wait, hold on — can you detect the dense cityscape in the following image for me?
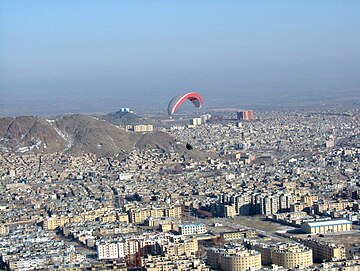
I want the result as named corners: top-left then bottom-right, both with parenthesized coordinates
top-left (1, 108), bottom-right (359, 270)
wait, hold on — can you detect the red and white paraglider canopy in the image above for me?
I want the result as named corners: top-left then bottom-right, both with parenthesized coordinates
top-left (168, 92), bottom-right (203, 115)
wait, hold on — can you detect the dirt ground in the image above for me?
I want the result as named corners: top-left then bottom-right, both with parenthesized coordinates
top-left (186, 215), bottom-right (296, 237)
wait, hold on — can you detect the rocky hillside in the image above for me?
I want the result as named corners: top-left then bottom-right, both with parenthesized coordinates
top-left (0, 116), bottom-right (67, 153)
top-left (135, 131), bottom-right (208, 160)
top-left (54, 114), bottom-right (136, 156)
top-left (0, 114), bottom-right (207, 159)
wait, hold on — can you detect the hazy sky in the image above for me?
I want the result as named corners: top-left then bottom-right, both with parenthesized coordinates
top-left (1, 1), bottom-right (360, 115)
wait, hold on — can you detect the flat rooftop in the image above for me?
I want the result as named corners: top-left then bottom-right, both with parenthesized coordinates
top-left (305, 219), bottom-right (352, 227)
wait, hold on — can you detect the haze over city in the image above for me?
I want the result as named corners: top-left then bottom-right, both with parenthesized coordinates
top-left (1, 1), bottom-right (360, 115)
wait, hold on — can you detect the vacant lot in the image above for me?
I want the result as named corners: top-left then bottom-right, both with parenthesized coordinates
top-left (191, 215), bottom-right (295, 237)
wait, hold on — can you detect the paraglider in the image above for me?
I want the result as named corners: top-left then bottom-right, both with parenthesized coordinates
top-left (168, 92), bottom-right (203, 115)
top-left (186, 143), bottom-right (193, 150)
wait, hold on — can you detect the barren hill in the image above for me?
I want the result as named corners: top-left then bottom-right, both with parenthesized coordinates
top-left (135, 132), bottom-right (210, 160)
top-left (55, 114), bottom-right (135, 156)
top-left (0, 114), bottom-right (208, 159)
top-left (0, 116), bottom-right (67, 153)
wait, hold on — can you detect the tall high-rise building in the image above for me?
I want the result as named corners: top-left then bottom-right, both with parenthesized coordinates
top-left (237, 110), bottom-right (254, 121)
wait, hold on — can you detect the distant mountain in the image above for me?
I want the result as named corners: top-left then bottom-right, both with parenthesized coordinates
top-left (0, 114), bottom-right (208, 159)
top-left (102, 111), bottom-right (156, 126)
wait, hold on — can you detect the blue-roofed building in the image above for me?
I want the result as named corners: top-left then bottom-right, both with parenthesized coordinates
top-left (301, 219), bottom-right (352, 234)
